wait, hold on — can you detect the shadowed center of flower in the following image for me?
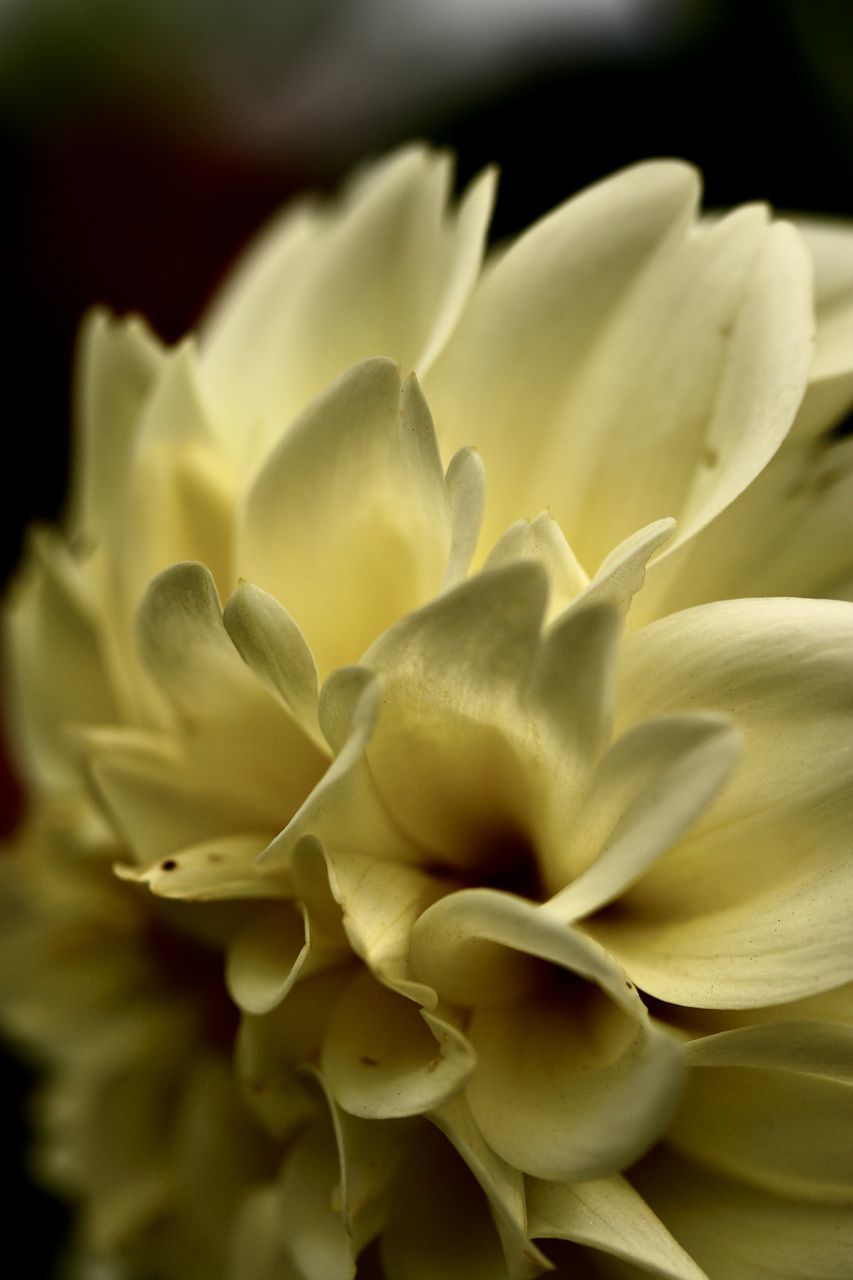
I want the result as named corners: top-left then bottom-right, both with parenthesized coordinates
top-left (424, 826), bottom-right (546, 901)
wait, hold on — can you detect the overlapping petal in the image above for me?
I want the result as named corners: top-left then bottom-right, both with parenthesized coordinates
top-left (426, 162), bottom-right (813, 578)
top-left (586, 598), bottom-right (853, 1006)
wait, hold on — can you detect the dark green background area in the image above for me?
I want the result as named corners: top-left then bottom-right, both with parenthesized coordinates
top-left (2, 0), bottom-right (853, 1273)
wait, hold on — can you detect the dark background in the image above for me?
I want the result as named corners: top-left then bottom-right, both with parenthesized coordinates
top-left (3, 0), bottom-right (853, 1271)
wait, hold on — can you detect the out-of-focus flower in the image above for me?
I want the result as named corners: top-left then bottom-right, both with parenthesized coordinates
top-left (3, 147), bottom-right (853, 1280)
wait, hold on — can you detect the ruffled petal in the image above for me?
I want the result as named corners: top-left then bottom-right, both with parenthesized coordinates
top-left (320, 968), bottom-right (474, 1119)
top-left (411, 889), bottom-right (684, 1181)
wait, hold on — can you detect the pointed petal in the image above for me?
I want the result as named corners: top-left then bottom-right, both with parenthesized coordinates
top-left (363, 562), bottom-right (549, 865)
top-left (222, 581), bottom-right (320, 742)
top-left (68, 308), bottom-right (163, 546)
top-left (591, 598), bottom-right (853, 1006)
top-left (201, 148), bottom-right (495, 456)
top-left (443, 447), bottom-right (486, 588)
top-left (668, 1020), bottom-right (853, 1202)
top-left (486, 513), bottom-right (589, 616)
top-left (544, 713), bottom-right (741, 911)
top-left (632, 1147), bottom-right (853, 1280)
top-left (427, 165), bottom-right (812, 576)
top-left (238, 359), bottom-right (451, 674)
top-left (115, 832), bottom-right (285, 901)
top-left (263, 667), bottom-right (419, 869)
top-left (528, 1174), bottom-right (709, 1280)
top-left (580, 518), bottom-right (675, 619)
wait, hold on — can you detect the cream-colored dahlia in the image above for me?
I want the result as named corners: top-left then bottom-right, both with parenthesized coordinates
top-left (3, 147), bottom-right (853, 1280)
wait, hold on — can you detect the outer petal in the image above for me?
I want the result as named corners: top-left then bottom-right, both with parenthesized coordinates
top-left (668, 1021), bottom-right (853, 1202)
top-left (116, 342), bottom-right (236, 613)
top-left (238, 358), bottom-right (452, 675)
top-left (67, 308), bottom-right (163, 547)
top-left (528, 1174), bottom-right (709, 1280)
top-left (588, 598), bottom-right (853, 1006)
top-left (201, 146), bottom-right (495, 462)
top-left (426, 163), bottom-right (813, 574)
top-left (631, 1147), bottom-right (853, 1280)
top-left (789, 216), bottom-right (853, 439)
top-left (5, 529), bottom-right (117, 790)
top-left (637, 433), bottom-right (853, 618)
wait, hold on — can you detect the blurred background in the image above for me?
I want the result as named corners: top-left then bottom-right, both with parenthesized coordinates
top-left (3, 0), bottom-right (853, 1269)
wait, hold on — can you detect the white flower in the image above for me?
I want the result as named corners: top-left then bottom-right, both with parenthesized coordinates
top-left (3, 146), bottom-right (853, 1280)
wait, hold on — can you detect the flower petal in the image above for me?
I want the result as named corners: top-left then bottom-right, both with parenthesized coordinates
top-left (68, 308), bottom-right (163, 547)
top-left (443, 446), bottom-right (486, 588)
top-left (363, 562), bottom-right (549, 864)
top-left (6, 529), bottom-right (117, 789)
top-left (411, 889), bottom-right (684, 1181)
top-left (117, 342), bottom-right (235, 611)
top-left (789, 216), bottom-right (853, 439)
top-left (276, 1118), bottom-right (355, 1280)
top-left (527, 1174), bottom-right (709, 1280)
top-left (263, 667), bottom-right (419, 870)
top-left (668, 1020), bottom-right (853, 1202)
top-left (135, 562), bottom-right (327, 824)
top-left (115, 832), bottom-right (284, 901)
top-left (543, 712), bottom-right (742, 910)
top-left (238, 358), bottom-right (451, 674)
top-left (320, 968), bottom-right (475, 1119)
top-left (222, 581), bottom-right (321, 745)
top-left (201, 147), bottom-right (495, 458)
top-left (632, 1147), bottom-right (853, 1280)
top-left (226, 904), bottom-right (311, 1015)
top-left (590, 598), bottom-right (853, 1006)
top-left (427, 163), bottom-right (812, 574)
top-left (637, 434), bottom-right (853, 617)
top-left (485, 513), bottom-right (589, 616)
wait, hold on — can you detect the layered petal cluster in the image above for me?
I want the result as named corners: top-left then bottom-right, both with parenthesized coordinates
top-left (3, 146), bottom-right (853, 1280)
